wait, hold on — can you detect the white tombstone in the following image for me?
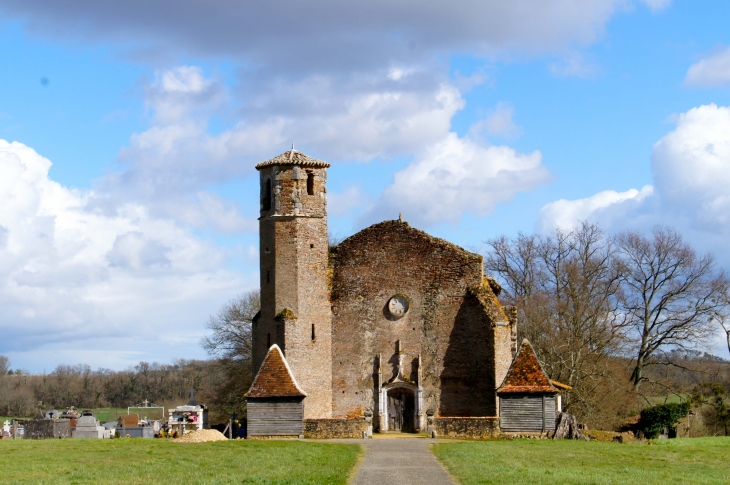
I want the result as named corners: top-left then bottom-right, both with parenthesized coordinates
top-left (72, 411), bottom-right (106, 439)
top-left (2, 420), bottom-right (10, 435)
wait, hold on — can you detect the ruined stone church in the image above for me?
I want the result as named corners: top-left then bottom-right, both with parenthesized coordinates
top-left (246, 150), bottom-right (561, 438)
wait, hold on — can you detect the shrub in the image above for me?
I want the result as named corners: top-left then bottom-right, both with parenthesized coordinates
top-left (639, 402), bottom-right (690, 439)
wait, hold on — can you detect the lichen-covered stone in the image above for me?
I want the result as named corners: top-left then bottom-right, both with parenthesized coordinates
top-left (431, 417), bottom-right (500, 439)
top-left (303, 418), bottom-right (368, 438)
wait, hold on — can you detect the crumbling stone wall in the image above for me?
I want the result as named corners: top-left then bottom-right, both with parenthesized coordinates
top-left (23, 419), bottom-right (71, 439)
top-left (303, 418), bottom-right (368, 438)
top-left (330, 220), bottom-right (511, 421)
top-left (431, 417), bottom-right (500, 439)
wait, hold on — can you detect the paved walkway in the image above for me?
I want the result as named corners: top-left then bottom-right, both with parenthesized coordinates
top-left (350, 437), bottom-right (457, 485)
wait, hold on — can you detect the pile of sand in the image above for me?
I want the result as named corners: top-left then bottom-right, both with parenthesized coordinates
top-left (174, 429), bottom-right (228, 443)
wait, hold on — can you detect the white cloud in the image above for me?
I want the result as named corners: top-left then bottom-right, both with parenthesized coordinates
top-left (549, 52), bottom-right (599, 78)
top-left (0, 140), bottom-right (250, 369)
top-left (470, 102), bottom-right (522, 139)
top-left (685, 46), bottom-right (730, 87)
top-left (104, 69), bottom-right (465, 227)
top-left (640, 0), bottom-right (672, 12)
top-left (539, 186), bottom-right (653, 232)
top-left (538, 104), bottom-right (730, 238)
top-left (329, 186), bottom-right (369, 217)
top-left (364, 131), bottom-right (550, 226)
top-left (652, 104), bottom-right (730, 230)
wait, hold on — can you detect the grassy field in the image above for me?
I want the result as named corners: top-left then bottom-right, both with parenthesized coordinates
top-left (0, 439), bottom-right (360, 484)
top-left (433, 437), bottom-right (730, 485)
top-left (93, 407), bottom-right (135, 423)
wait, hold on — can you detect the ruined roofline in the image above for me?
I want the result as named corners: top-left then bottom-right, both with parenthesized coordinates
top-left (255, 150), bottom-right (330, 170)
top-left (335, 219), bottom-right (482, 263)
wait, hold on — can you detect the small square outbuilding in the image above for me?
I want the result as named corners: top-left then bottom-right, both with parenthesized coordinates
top-left (246, 344), bottom-right (307, 438)
top-left (497, 339), bottom-right (559, 433)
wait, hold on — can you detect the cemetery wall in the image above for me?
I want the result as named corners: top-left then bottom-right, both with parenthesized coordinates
top-left (24, 419), bottom-right (71, 439)
top-left (303, 418), bottom-right (368, 439)
top-left (430, 417), bottom-right (500, 439)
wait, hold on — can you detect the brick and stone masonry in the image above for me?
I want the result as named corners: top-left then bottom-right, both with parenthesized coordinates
top-left (254, 151), bottom-right (333, 420)
top-left (250, 149), bottom-right (518, 436)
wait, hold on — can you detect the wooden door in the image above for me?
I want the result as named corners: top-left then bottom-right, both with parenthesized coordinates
top-left (388, 390), bottom-right (415, 432)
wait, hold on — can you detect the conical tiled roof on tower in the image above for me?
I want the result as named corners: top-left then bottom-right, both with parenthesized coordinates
top-left (245, 344), bottom-right (307, 398)
top-left (497, 339), bottom-right (558, 394)
top-left (255, 150), bottom-right (330, 170)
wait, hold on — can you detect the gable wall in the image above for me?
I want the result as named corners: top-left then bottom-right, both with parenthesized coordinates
top-left (330, 220), bottom-right (508, 419)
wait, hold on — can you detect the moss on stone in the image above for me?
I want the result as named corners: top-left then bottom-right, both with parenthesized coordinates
top-left (275, 308), bottom-right (297, 320)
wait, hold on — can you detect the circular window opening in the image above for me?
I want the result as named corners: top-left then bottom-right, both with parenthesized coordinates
top-left (388, 294), bottom-right (409, 318)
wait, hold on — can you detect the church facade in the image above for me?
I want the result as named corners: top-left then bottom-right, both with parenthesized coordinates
top-left (247, 150), bottom-right (524, 438)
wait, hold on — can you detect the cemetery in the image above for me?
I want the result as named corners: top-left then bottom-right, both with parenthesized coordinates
top-left (0, 396), bottom-right (200, 441)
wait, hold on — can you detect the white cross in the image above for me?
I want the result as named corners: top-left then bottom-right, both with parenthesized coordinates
top-left (2, 421), bottom-right (10, 432)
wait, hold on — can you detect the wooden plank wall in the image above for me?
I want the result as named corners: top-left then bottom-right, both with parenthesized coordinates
top-left (500, 394), bottom-right (556, 432)
top-left (248, 400), bottom-right (304, 436)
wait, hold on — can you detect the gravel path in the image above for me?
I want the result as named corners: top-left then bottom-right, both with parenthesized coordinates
top-left (350, 437), bottom-right (457, 485)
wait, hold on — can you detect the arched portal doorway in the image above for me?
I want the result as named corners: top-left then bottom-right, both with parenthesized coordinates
top-left (379, 381), bottom-right (421, 433)
top-left (387, 387), bottom-right (415, 432)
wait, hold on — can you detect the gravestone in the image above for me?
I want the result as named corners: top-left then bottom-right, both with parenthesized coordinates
top-left (72, 410), bottom-right (107, 439)
top-left (116, 413), bottom-right (153, 438)
top-left (2, 420), bottom-right (10, 438)
top-left (119, 413), bottom-right (140, 428)
top-left (25, 416), bottom-right (71, 439)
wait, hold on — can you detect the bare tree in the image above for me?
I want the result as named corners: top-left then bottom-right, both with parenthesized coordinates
top-left (486, 222), bottom-right (626, 421)
top-left (201, 290), bottom-right (260, 363)
top-left (712, 292), bottom-right (730, 357)
top-left (616, 226), bottom-right (729, 390)
top-left (710, 310), bottom-right (730, 359)
top-left (200, 290), bottom-right (260, 418)
top-left (0, 355), bottom-right (10, 375)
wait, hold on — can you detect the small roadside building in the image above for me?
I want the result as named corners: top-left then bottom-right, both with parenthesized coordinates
top-left (497, 339), bottom-right (560, 434)
top-left (246, 344), bottom-right (307, 438)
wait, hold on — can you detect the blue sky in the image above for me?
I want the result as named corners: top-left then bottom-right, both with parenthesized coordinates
top-left (2, 0), bottom-right (730, 372)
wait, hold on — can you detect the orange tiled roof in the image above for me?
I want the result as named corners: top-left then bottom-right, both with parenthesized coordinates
top-left (245, 344), bottom-right (307, 398)
top-left (497, 339), bottom-right (558, 394)
top-left (255, 150), bottom-right (330, 170)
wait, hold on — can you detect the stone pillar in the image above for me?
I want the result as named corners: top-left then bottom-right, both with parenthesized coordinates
top-left (426, 410), bottom-right (436, 438)
top-left (379, 386), bottom-right (388, 432)
top-left (364, 410), bottom-right (373, 438)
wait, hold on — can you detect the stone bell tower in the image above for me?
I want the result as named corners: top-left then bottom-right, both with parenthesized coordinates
top-left (253, 149), bottom-right (333, 419)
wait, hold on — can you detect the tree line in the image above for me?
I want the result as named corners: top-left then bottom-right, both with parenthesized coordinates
top-left (0, 358), bottom-right (234, 423)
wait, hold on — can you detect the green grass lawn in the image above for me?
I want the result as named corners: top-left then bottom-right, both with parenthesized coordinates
top-left (0, 439), bottom-right (360, 484)
top-left (92, 407), bottom-right (135, 423)
top-left (433, 437), bottom-right (730, 485)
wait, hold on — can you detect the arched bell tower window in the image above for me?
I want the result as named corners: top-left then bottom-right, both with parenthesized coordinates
top-left (262, 178), bottom-right (272, 211)
top-left (306, 172), bottom-right (314, 196)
